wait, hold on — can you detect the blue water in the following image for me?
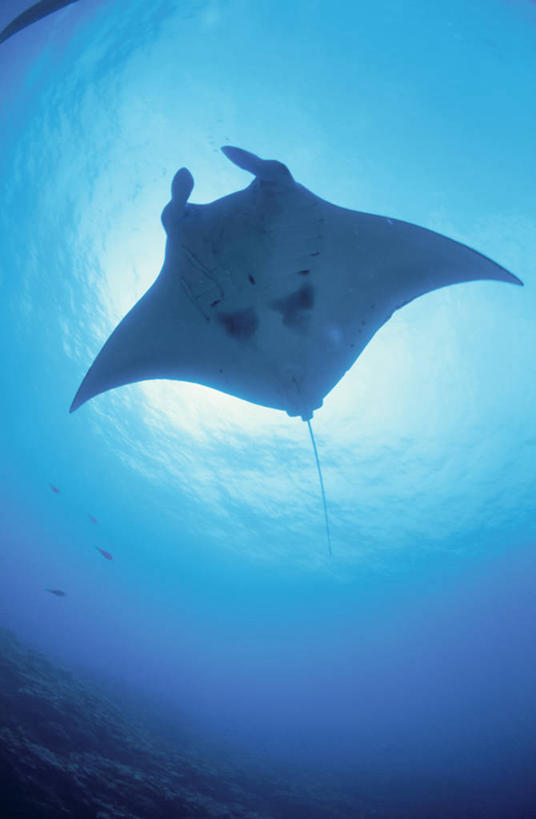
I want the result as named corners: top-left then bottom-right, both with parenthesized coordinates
top-left (1, 0), bottom-right (535, 814)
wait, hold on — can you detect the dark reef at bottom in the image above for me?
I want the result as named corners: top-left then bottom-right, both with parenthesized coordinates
top-left (1, 627), bottom-right (534, 818)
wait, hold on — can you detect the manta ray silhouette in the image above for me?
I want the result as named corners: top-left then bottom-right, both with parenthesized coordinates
top-left (0, 0), bottom-right (79, 45)
top-left (71, 146), bottom-right (522, 422)
top-left (70, 146), bottom-right (522, 556)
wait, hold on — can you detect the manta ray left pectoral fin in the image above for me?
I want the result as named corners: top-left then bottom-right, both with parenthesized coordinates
top-left (71, 167), bottom-right (197, 414)
top-left (70, 281), bottom-right (185, 412)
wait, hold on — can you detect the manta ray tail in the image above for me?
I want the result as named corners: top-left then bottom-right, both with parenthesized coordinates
top-left (307, 420), bottom-right (332, 557)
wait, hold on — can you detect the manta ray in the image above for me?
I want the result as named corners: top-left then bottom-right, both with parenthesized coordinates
top-left (71, 146), bottom-right (521, 554)
top-left (0, 0), bottom-right (79, 45)
top-left (71, 146), bottom-right (522, 421)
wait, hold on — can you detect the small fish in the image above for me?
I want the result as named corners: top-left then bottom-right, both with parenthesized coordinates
top-left (88, 514), bottom-right (98, 524)
top-left (96, 547), bottom-right (113, 561)
top-left (45, 588), bottom-right (66, 596)
top-left (49, 483), bottom-right (60, 494)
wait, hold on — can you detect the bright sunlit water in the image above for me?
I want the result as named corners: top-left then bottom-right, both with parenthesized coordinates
top-left (1, 0), bottom-right (535, 815)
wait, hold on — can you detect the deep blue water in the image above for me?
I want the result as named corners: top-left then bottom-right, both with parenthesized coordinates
top-left (1, 0), bottom-right (535, 816)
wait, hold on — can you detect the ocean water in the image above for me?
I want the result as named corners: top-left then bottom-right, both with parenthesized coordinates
top-left (0, 0), bottom-right (535, 816)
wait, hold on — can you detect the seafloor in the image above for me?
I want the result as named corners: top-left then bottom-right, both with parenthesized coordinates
top-left (1, 627), bottom-right (532, 818)
top-left (0, 628), bottom-right (362, 818)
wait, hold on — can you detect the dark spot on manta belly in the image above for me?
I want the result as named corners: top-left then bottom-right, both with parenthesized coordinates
top-left (217, 307), bottom-right (259, 340)
top-left (248, 274), bottom-right (256, 285)
top-left (270, 284), bottom-right (315, 329)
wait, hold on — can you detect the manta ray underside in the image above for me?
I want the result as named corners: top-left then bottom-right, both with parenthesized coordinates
top-left (71, 146), bottom-right (522, 422)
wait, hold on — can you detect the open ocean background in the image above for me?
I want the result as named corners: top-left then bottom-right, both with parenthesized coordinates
top-left (1, 0), bottom-right (535, 816)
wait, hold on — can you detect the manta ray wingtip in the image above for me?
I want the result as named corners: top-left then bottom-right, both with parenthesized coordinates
top-left (0, 0), bottom-right (80, 46)
top-left (69, 391), bottom-right (85, 413)
top-left (70, 373), bottom-right (99, 413)
top-left (499, 268), bottom-right (523, 287)
top-left (70, 367), bottom-right (110, 413)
